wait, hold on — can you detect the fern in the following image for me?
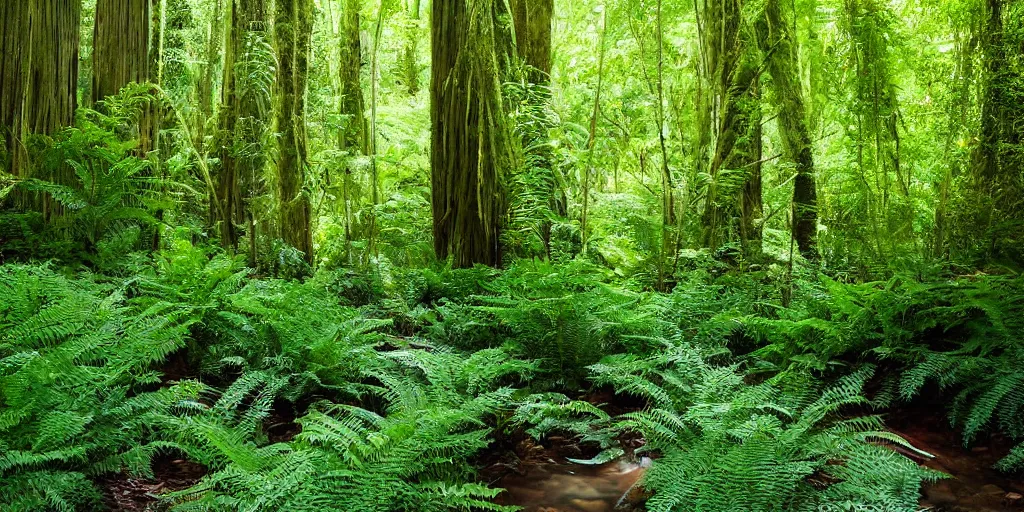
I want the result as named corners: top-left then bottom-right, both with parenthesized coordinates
top-left (589, 346), bottom-right (942, 512)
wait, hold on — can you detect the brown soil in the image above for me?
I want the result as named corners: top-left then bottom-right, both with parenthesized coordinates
top-left (890, 408), bottom-right (1024, 512)
top-left (99, 456), bottom-right (207, 512)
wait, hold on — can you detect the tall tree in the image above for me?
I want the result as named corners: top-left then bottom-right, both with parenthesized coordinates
top-left (27, 0), bottom-right (84, 219)
top-left (402, 0), bottom-right (422, 95)
top-left (973, 0), bottom-right (1005, 182)
top-left (276, 0), bottom-right (314, 261)
top-left (431, 0), bottom-right (517, 268)
top-left (700, 0), bottom-right (763, 255)
top-left (93, 0), bottom-right (153, 149)
top-left (216, 0), bottom-right (273, 262)
top-left (339, 0), bottom-right (366, 154)
top-left (510, 0), bottom-right (553, 84)
top-left (758, 0), bottom-right (818, 258)
top-left (1, 0), bottom-right (82, 181)
top-left (0, 1), bottom-right (31, 179)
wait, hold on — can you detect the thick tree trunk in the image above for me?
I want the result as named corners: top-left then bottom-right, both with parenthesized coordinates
top-left (25, 0), bottom-right (82, 137)
top-left (431, 0), bottom-right (516, 268)
top-left (93, 0), bottom-right (153, 151)
top-left (0, 1), bottom-right (31, 180)
top-left (510, 0), bottom-right (553, 83)
top-left (758, 0), bottom-right (818, 258)
top-left (276, 0), bottom-right (314, 262)
top-left (27, 0), bottom-right (83, 219)
top-left (700, 0), bottom-right (762, 253)
top-left (2, 0), bottom-right (82, 181)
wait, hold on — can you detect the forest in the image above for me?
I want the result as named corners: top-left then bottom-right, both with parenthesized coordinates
top-left (1, 0), bottom-right (1023, 510)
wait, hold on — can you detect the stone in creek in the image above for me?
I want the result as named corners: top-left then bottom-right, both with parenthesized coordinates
top-left (570, 498), bottom-right (610, 512)
top-left (979, 484), bottom-right (1006, 495)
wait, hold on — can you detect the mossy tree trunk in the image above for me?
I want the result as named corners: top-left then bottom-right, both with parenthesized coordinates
top-left (402, 0), bottom-right (422, 95)
top-left (759, 0), bottom-right (818, 259)
top-left (276, 0), bottom-right (314, 262)
top-left (431, 0), bottom-right (517, 268)
top-left (339, 0), bottom-right (366, 154)
top-left (973, 0), bottom-right (1004, 183)
top-left (217, 0), bottom-right (271, 263)
top-left (510, 0), bottom-right (552, 84)
top-left (700, 0), bottom-right (762, 255)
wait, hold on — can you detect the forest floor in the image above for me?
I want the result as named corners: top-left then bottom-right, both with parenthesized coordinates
top-left (486, 398), bottom-right (1024, 512)
top-left (95, 357), bottom-right (1024, 511)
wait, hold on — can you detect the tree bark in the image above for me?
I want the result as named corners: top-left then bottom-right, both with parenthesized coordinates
top-left (0, 0), bottom-right (31, 179)
top-left (93, 0), bottom-right (153, 151)
top-left (276, 0), bottom-right (314, 262)
top-left (25, 0), bottom-right (82, 137)
top-left (402, 0), bottom-right (422, 95)
top-left (700, 0), bottom-right (762, 254)
top-left (339, 0), bottom-right (366, 154)
top-left (510, 0), bottom-right (553, 84)
top-left (973, 0), bottom-right (1004, 182)
top-left (217, 0), bottom-right (271, 259)
top-left (2, 0), bottom-right (81, 181)
top-left (758, 0), bottom-right (818, 259)
top-left (431, 0), bottom-right (517, 268)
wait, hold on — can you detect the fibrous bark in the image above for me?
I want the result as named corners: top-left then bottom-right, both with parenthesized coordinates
top-left (217, 0), bottom-right (272, 260)
top-left (93, 0), bottom-right (153, 151)
top-left (510, 0), bottom-right (553, 84)
top-left (276, 0), bottom-right (314, 262)
top-left (431, 0), bottom-right (517, 268)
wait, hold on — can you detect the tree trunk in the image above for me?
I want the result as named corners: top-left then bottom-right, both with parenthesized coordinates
top-left (700, 0), bottom-right (762, 253)
top-left (510, 0), bottom-right (553, 83)
top-left (402, 0), bottom-right (422, 95)
top-left (758, 0), bottom-right (818, 259)
top-left (431, 0), bottom-right (517, 268)
top-left (276, 0), bottom-right (314, 262)
top-left (196, 0), bottom-right (223, 155)
top-left (2, 0), bottom-right (82, 182)
top-left (93, 0), bottom-right (153, 150)
top-left (973, 0), bottom-right (1003, 182)
top-left (217, 0), bottom-right (271, 260)
top-left (1, 1), bottom-right (31, 181)
top-left (339, 0), bottom-right (366, 154)
top-left (25, 0), bottom-right (82, 138)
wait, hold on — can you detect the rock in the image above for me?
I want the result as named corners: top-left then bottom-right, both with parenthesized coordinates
top-left (569, 498), bottom-right (610, 512)
top-left (1006, 492), bottom-right (1023, 504)
top-left (979, 484), bottom-right (1005, 495)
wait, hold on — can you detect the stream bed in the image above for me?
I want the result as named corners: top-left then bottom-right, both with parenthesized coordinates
top-left (495, 458), bottom-right (649, 512)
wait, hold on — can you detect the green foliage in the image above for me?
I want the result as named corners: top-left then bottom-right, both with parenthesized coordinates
top-left (591, 348), bottom-right (942, 512)
top-left (0, 263), bottom-right (205, 510)
top-left (168, 348), bottom-right (531, 512)
top-left (3, 85), bottom-right (166, 265)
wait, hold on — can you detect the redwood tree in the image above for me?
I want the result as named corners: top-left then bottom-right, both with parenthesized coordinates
top-left (93, 0), bottom-right (153, 150)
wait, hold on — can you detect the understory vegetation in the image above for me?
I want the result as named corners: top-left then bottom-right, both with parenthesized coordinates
top-left (2, 242), bottom-right (1022, 510)
top-left (2, 0), bottom-right (1023, 510)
